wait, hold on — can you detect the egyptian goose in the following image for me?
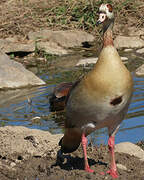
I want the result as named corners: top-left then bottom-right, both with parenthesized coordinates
top-left (50, 4), bottom-right (133, 178)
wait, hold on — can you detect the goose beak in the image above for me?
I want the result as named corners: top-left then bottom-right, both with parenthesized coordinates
top-left (96, 20), bottom-right (102, 26)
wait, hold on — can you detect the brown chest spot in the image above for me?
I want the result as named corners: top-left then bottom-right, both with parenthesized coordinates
top-left (110, 96), bottom-right (122, 106)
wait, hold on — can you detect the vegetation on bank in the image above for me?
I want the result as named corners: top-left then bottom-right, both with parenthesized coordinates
top-left (46, 0), bottom-right (143, 32)
top-left (0, 0), bottom-right (143, 38)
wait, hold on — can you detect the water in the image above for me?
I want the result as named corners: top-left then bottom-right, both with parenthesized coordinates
top-left (0, 53), bottom-right (143, 145)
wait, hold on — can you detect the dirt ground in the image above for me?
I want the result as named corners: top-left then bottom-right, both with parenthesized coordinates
top-left (0, 0), bottom-right (144, 39)
top-left (0, 144), bottom-right (144, 180)
top-left (0, 0), bottom-right (144, 179)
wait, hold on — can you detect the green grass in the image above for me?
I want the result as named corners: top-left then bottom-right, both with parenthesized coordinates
top-left (0, 0), bottom-right (143, 38)
top-left (46, 0), bottom-right (101, 30)
top-left (44, 0), bottom-right (142, 32)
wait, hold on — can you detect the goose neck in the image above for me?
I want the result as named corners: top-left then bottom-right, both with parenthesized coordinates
top-left (103, 19), bottom-right (114, 47)
top-left (103, 28), bottom-right (114, 48)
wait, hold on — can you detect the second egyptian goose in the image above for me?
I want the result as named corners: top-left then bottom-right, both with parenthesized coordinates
top-left (51, 4), bottom-right (133, 179)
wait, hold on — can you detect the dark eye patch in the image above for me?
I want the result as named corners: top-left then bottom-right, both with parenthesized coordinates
top-left (110, 96), bottom-right (122, 106)
top-left (107, 4), bottom-right (113, 12)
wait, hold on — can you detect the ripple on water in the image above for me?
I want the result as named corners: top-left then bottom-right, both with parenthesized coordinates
top-left (0, 70), bottom-right (143, 144)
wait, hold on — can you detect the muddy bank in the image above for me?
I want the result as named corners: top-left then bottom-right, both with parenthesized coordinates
top-left (0, 126), bottom-right (143, 180)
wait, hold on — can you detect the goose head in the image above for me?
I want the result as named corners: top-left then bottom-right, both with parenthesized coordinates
top-left (97, 4), bottom-right (114, 32)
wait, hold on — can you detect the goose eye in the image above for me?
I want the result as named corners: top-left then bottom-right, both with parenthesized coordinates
top-left (100, 14), bottom-right (106, 21)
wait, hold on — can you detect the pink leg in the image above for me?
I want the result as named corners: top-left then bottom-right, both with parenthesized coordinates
top-left (106, 136), bottom-right (118, 178)
top-left (81, 133), bottom-right (94, 173)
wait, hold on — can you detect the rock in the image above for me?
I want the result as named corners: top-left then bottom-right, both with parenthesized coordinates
top-left (0, 51), bottom-right (45, 89)
top-left (127, 27), bottom-right (144, 36)
top-left (10, 162), bottom-right (16, 168)
top-left (0, 126), bottom-right (62, 161)
top-left (121, 57), bottom-right (128, 61)
top-left (76, 57), bottom-right (98, 66)
top-left (76, 56), bottom-right (128, 66)
top-left (37, 41), bottom-right (69, 55)
top-left (124, 48), bottom-right (133, 52)
top-left (135, 64), bottom-right (144, 77)
top-left (5, 36), bottom-right (18, 42)
top-left (28, 30), bottom-right (95, 48)
top-left (115, 142), bottom-right (144, 161)
top-left (114, 36), bottom-right (144, 49)
top-left (0, 30), bottom-right (94, 56)
top-left (117, 164), bottom-right (127, 171)
top-left (0, 39), bottom-right (35, 53)
top-left (136, 48), bottom-right (144, 54)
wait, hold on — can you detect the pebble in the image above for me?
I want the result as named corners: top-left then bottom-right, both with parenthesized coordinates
top-left (117, 163), bottom-right (127, 171)
top-left (135, 64), bottom-right (144, 77)
top-left (121, 57), bottom-right (128, 61)
top-left (76, 57), bottom-right (98, 66)
top-left (136, 48), bottom-right (144, 54)
top-left (10, 162), bottom-right (16, 167)
top-left (76, 56), bottom-right (128, 67)
top-left (124, 48), bottom-right (133, 52)
top-left (85, 174), bottom-right (92, 179)
top-left (31, 116), bottom-right (41, 123)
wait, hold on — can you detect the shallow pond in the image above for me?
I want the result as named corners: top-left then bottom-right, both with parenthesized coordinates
top-left (0, 50), bottom-right (144, 145)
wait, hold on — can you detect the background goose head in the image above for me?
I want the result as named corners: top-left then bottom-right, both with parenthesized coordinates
top-left (97, 4), bottom-right (114, 33)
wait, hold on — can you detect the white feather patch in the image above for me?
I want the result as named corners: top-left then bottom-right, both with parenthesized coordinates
top-left (82, 123), bottom-right (96, 129)
top-left (99, 4), bottom-right (114, 19)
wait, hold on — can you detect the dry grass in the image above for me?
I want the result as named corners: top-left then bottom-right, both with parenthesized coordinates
top-left (0, 0), bottom-right (144, 39)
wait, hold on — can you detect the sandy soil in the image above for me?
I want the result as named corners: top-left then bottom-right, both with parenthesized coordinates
top-left (0, 126), bottom-right (143, 180)
top-left (0, 1), bottom-right (144, 180)
top-left (0, 145), bottom-right (144, 180)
